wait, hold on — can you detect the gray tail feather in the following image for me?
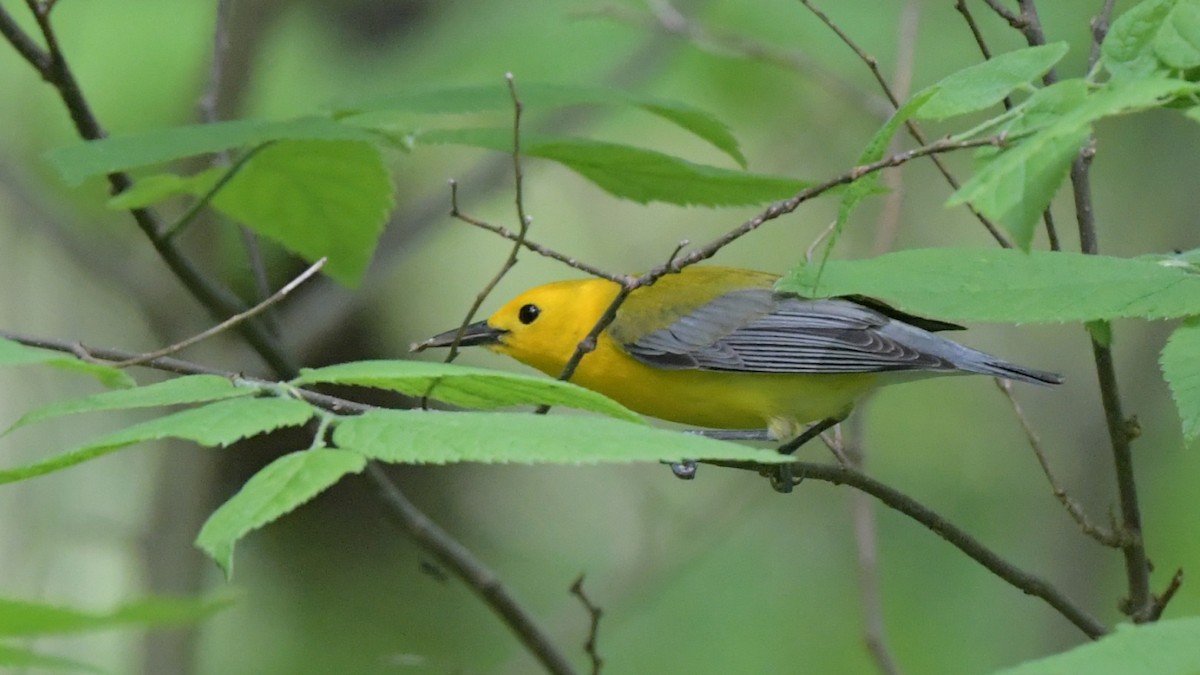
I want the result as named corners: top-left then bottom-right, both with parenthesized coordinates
top-left (979, 359), bottom-right (1063, 386)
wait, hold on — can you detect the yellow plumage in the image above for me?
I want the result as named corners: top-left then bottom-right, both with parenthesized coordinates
top-left (416, 266), bottom-right (1059, 436)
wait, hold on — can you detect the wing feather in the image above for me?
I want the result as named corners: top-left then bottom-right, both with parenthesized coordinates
top-left (621, 289), bottom-right (957, 374)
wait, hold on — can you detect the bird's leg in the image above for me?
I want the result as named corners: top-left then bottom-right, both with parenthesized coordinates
top-left (771, 417), bottom-right (842, 494)
top-left (668, 429), bottom-right (775, 480)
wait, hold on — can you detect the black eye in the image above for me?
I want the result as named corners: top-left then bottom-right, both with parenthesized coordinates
top-left (518, 303), bottom-right (540, 325)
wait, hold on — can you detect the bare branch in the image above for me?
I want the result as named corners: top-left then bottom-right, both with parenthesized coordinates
top-left (953, 1), bottom-right (994, 60)
top-left (981, 0), bottom-right (1026, 30)
top-left (1089, 0), bottom-right (1119, 70)
top-left (105, 257), bottom-right (326, 369)
top-left (995, 379), bottom-right (1129, 548)
top-left (440, 74), bottom-right (534, 363)
top-left (570, 575), bottom-right (604, 675)
top-left (450, 183), bottom-right (625, 284)
top-left (1146, 569), bottom-right (1184, 621)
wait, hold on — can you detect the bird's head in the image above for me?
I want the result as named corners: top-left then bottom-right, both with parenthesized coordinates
top-left (412, 278), bottom-right (617, 376)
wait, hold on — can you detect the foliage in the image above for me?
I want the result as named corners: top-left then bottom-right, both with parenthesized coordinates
top-left (2, 0), bottom-right (1200, 673)
top-left (0, 595), bottom-right (233, 672)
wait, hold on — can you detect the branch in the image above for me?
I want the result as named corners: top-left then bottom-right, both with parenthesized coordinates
top-left (369, 464), bottom-right (579, 675)
top-left (702, 457), bottom-right (1107, 639)
top-left (103, 257), bottom-right (326, 368)
top-left (569, 575), bottom-right (604, 675)
top-left (441, 74), bottom-right (533, 363)
top-left (995, 379), bottom-right (1129, 548)
top-left (450, 185), bottom-right (624, 284)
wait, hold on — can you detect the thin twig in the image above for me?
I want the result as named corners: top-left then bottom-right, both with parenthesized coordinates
top-left (982, 0), bottom-right (1026, 30)
top-left (450, 191), bottom-right (623, 283)
top-left (0, 4), bottom-right (48, 69)
top-left (953, 1), bottom-right (994, 60)
top-left (703, 457), bottom-right (1107, 639)
top-left (0, 329), bottom-right (367, 415)
top-left (569, 575), bottom-right (604, 675)
top-left (201, 0), bottom-right (273, 315)
top-left (105, 258), bottom-right (326, 368)
top-left (995, 379), bottom-right (1128, 548)
top-left (871, 1), bottom-right (918, 259)
top-left (797, 0), bottom-right (1014, 249)
top-left (1089, 0), bottom-right (1118, 71)
top-left (550, 285), bottom-right (633, 386)
top-left (441, 75), bottom-right (534, 363)
top-left (1146, 569), bottom-right (1184, 621)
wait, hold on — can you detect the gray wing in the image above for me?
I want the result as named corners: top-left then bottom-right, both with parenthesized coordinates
top-left (626, 286), bottom-right (1029, 379)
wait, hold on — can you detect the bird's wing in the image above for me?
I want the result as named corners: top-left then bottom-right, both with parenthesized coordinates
top-left (621, 288), bottom-right (959, 374)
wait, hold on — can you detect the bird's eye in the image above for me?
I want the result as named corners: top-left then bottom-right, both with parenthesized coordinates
top-left (518, 303), bottom-right (541, 325)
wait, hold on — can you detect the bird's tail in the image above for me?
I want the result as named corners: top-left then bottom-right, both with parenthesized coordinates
top-left (975, 358), bottom-right (1063, 386)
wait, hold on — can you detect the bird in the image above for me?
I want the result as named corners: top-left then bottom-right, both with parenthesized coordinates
top-left (413, 265), bottom-right (1060, 446)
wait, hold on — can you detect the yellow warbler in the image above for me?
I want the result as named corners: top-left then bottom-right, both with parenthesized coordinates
top-left (414, 266), bottom-right (1059, 439)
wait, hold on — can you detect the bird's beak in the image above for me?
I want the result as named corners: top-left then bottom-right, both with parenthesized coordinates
top-left (410, 320), bottom-right (506, 353)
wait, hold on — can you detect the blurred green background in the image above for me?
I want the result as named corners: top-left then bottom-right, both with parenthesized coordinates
top-left (0, 0), bottom-right (1197, 673)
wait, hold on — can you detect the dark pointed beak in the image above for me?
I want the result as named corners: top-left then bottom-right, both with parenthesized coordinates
top-left (410, 320), bottom-right (506, 352)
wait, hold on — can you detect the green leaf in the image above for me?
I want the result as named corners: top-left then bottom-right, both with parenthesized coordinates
top-left (209, 140), bottom-right (394, 286)
top-left (1161, 318), bottom-right (1200, 444)
top-left (1104, 0), bottom-right (1177, 79)
top-left (333, 410), bottom-right (797, 465)
top-left (916, 43), bottom-right (1070, 120)
top-left (977, 125), bottom-right (1089, 249)
top-left (5, 374), bottom-right (256, 436)
top-left (0, 338), bottom-right (134, 389)
top-left (48, 116), bottom-right (380, 186)
top-left (196, 449), bottom-right (366, 578)
top-left (992, 617), bottom-right (1200, 675)
top-left (1005, 79), bottom-right (1090, 134)
top-left (294, 360), bottom-right (643, 423)
top-left (0, 594), bottom-right (234, 636)
top-left (417, 128), bottom-right (806, 207)
top-left (0, 397), bottom-right (314, 485)
top-left (949, 75), bottom-right (1198, 248)
top-left (341, 82), bottom-right (746, 166)
top-left (1157, 0), bottom-right (1200, 69)
top-left (782, 248), bottom-right (1200, 323)
top-left (0, 643), bottom-right (99, 672)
